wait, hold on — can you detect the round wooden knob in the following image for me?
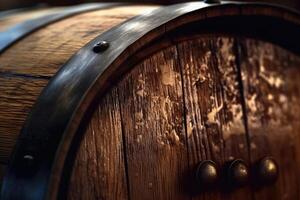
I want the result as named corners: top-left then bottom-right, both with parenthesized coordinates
top-left (228, 159), bottom-right (249, 187)
top-left (196, 160), bottom-right (219, 187)
top-left (257, 157), bottom-right (279, 184)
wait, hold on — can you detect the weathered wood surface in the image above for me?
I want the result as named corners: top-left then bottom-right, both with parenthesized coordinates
top-left (0, 5), bottom-right (157, 165)
top-left (178, 38), bottom-right (251, 199)
top-left (67, 37), bottom-right (252, 199)
top-left (118, 45), bottom-right (189, 200)
top-left (67, 89), bottom-right (128, 200)
top-left (0, 76), bottom-right (48, 164)
top-left (239, 39), bottom-right (300, 200)
top-left (67, 36), bottom-right (300, 199)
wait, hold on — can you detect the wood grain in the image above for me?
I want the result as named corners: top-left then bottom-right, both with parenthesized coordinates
top-left (118, 45), bottom-right (190, 200)
top-left (0, 4), bottom-right (157, 165)
top-left (178, 37), bottom-right (250, 199)
top-left (1, 4), bottom-right (300, 199)
top-left (67, 88), bottom-right (128, 200)
top-left (0, 5), bottom-right (158, 76)
top-left (0, 76), bottom-right (48, 164)
top-left (67, 37), bottom-right (254, 199)
top-left (238, 39), bottom-right (300, 200)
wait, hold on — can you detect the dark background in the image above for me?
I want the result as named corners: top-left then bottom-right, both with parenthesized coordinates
top-left (1, 0), bottom-right (300, 11)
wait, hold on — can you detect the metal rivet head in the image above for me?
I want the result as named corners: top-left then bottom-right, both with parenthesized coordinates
top-left (196, 160), bottom-right (219, 187)
top-left (23, 154), bottom-right (35, 167)
top-left (204, 0), bottom-right (221, 4)
top-left (93, 41), bottom-right (109, 53)
top-left (228, 159), bottom-right (249, 187)
top-left (257, 157), bottom-right (279, 184)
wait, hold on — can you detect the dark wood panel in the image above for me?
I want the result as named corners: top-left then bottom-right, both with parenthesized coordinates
top-left (118, 45), bottom-right (190, 200)
top-left (67, 88), bottom-right (128, 200)
top-left (0, 76), bottom-right (48, 164)
top-left (178, 37), bottom-right (251, 199)
top-left (239, 39), bottom-right (300, 200)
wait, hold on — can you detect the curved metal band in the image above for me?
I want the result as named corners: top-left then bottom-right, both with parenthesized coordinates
top-left (0, 6), bottom-right (45, 19)
top-left (0, 3), bottom-right (123, 53)
top-left (1, 1), bottom-right (300, 200)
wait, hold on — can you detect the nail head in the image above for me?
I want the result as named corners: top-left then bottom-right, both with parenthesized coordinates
top-left (93, 41), bottom-right (109, 53)
top-left (228, 159), bottom-right (249, 187)
top-left (196, 160), bottom-right (219, 187)
top-left (257, 157), bottom-right (279, 184)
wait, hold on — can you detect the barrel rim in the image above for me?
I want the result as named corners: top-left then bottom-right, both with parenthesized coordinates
top-left (2, 2), bottom-right (300, 200)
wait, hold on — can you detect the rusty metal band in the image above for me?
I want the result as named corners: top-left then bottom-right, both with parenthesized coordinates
top-left (0, 3), bottom-right (124, 54)
top-left (1, 1), bottom-right (300, 200)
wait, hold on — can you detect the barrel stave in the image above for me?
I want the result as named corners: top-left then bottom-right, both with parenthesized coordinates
top-left (0, 76), bottom-right (48, 164)
top-left (67, 88), bottom-right (128, 200)
top-left (239, 39), bottom-right (300, 199)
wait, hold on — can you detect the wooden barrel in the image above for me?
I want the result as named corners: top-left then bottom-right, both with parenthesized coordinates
top-left (1, 0), bottom-right (300, 11)
top-left (0, 1), bottom-right (300, 200)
